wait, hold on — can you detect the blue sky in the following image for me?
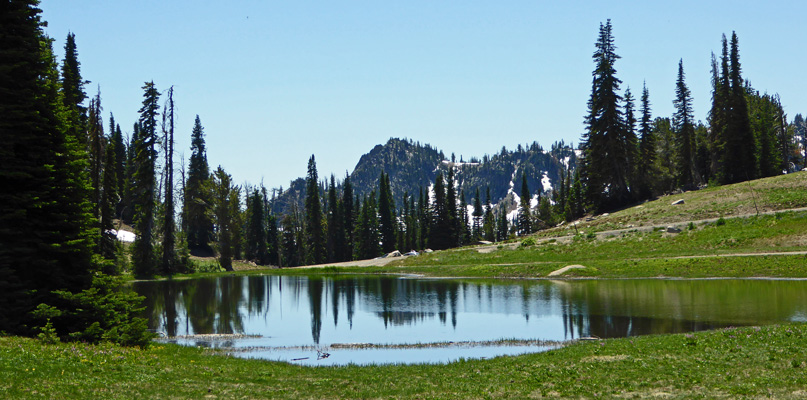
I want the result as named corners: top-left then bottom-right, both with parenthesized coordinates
top-left (41, 0), bottom-right (807, 190)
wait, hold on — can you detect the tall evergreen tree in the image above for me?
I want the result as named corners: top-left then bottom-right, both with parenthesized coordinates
top-left (429, 173), bottom-right (451, 250)
top-left (99, 136), bottom-right (118, 263)
top-left (326, 175), bottom-right (346, 262)
top-left (673, 59), bottom-right (698, 189)
top-left (131, 82), bottom-right (160, 277)
top-left (354, 194), bottom-right (380, 259)
top-left (304, 155), bottom-right (325, 265)
top-left (0, 1), bottom-right (96, 335)
top-left (280, 212), bottom-right (301, 267)
top-left (623, 86), bottom-right (637, 190)
top-left (245, 189), bottom-right (268, 264)
top-left (482, 187), bottom-right (495, 241)
top-left (342, 174), bottom-right (355, 259)
top-left (472, 188), bottom-right (483, 240)
top-left (60, 32), bottom-right (87, 147)
top-left (445, 168), bottom-right (459, 247)
top-left (517, 173), bottom-right (533, 235)
top-left (458, 190), bottom-right (470, 245)
top-left (580, 20), bottom-right (633, 211)
top-left (377, 172), bottom-right (397, 253)
top-left (495, 207), bottom-right (509, 242)
top-left (637, 82), bottom-right (655, 199)
top-left (721, 32), bottom-right (756, 183)
top-left (183, 115), bottom-right (214, 252)
top-left (108, 113), bottom-right (126, 216)
top-left (87, 89), bottom-right (104, 211)
top-left (212, 167), bottom-right (236, 271)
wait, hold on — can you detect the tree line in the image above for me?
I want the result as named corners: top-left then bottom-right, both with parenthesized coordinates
top-left (579, 20), bottom-right (801, 213)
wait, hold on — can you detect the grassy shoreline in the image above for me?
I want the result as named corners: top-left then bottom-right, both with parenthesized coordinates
top-left (4, 323), bottom-right (807, 399)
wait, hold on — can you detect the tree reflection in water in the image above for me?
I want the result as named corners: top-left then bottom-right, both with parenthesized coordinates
top-left (133, 276), bottom-right (807, 344)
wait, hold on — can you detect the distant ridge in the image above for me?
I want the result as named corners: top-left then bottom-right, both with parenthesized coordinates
top-left (270, 137), bottom-right (577, 215)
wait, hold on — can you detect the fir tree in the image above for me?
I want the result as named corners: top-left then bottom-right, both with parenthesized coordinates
top-left (342, 174), bottom-right (355, 259)
top-left (354, 194), bottom-right (380, 259)
top-left (495, 207), bottom-right (509, 242)
top-left (377, 172), bottom-right (397, 253)
top-left (109, 113), bottom-right (126, 217)
top-left (183, 115), bottom-right (214, 252)
top-left (99, 135), bottom-right (118, 263)
top-left (637, 82), bottom-right (655, 199)
top-left (87, 89), bottom-right (104, 211)
top-left (722, 32), bottom-right (756, 183)
top-left (472, 188), bottom-right (483, 240)
top-left (60, 32), bottom-right (87, 147)
top-left (673, 59), bottom-right (698, 189)
top-left (245, 189), bottom-right (268, 264)
top-left (131, 82), bottom-right (160, 278)
top-left (0, 1), bottom-right (94, 336)
top-left (580, 20), bottom-right (633, 211)
top-left (280, 213), bottom-right (301, 267)
top-left (212, 167), bottom-right (237, 271)
top-left (429, 173), bottom-right (454, 250)
top-left (326, 175), bottom-right (345, 262)
top-left (304, 155), bottom-right (325, 265)
top-left (482, 187), bottom-right (495, 241)
top-left (445, 168), bottom-right (459, 247)
top-left (458, 190), bottom-right (470, 246)
top-left (517, 173), bottom-right (533, 236)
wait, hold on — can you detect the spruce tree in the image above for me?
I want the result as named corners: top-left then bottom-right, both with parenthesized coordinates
top-left (183, 115), bottom-right (214, 252)
top-left (280, 213), bottom-right (301, 267)
top-left (99, 136), bottom-right (118, 263)
top-left (517, 173), bottom-right (533, 236)
top-left (342, 174), bottom-right (355, 259)
top-left (580, 20), bottom-right (632, 211)
top-left (87, 89), bottom-right (104, 211)
top-left (673, 60), bottom-right (698, 189)
top-left (132, 82), bottom-right (160, 277)
top-left (0, 1), bottom-right (96, 335)
top-left (445, 168), bottom-right (459, 247)
top-left (326, 175), bottom-right (345, 262)
top-left (472, 188), bottom-right (483, 240)
top-left (378, 172), bottom-right (397, 253)
top-left (304, 155), bottom-right (325, 265)
top-left (721, 32), bottom-right (756, 183)
top-left (458, 190), bottom-right (470, 245)
top-left (637, 82), bottom-right (655, 199)
top-left (212, 167), bottom-right (236, 271)
top-left (60, 32), bottom-right (87, 147)
top-left (109, 113), bottom-right (126, 217)
top-left (429, 173), bottom-right (451, 250)
top-left (245, 189), bottom-right (268, 264)
top-left (482, 187), bottom-right (495, 241)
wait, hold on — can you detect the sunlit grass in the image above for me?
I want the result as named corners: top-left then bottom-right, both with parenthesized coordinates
top-left (4, 323), bottom-right (807, 399)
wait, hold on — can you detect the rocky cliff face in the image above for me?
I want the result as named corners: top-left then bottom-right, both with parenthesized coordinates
top-left (270, 137), bottom-right (577, 215)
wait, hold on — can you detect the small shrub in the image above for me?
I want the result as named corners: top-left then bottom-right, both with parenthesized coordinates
top-left (520, 237), bottom-right (537, 247)
top-left (716, 217), bottom-right (726, 226)
top-left (688, 222), bottom-right (695, 230)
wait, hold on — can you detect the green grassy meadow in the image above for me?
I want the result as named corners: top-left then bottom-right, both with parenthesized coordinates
top-left (4, 324), bottom-right (807, 399)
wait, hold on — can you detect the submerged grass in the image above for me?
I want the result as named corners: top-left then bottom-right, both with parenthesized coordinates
top-left (4, 323), bottom-right (807, 399)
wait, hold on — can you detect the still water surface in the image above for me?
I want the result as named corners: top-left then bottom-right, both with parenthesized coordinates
top-left (133, 276), bottom-right (807, 365)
